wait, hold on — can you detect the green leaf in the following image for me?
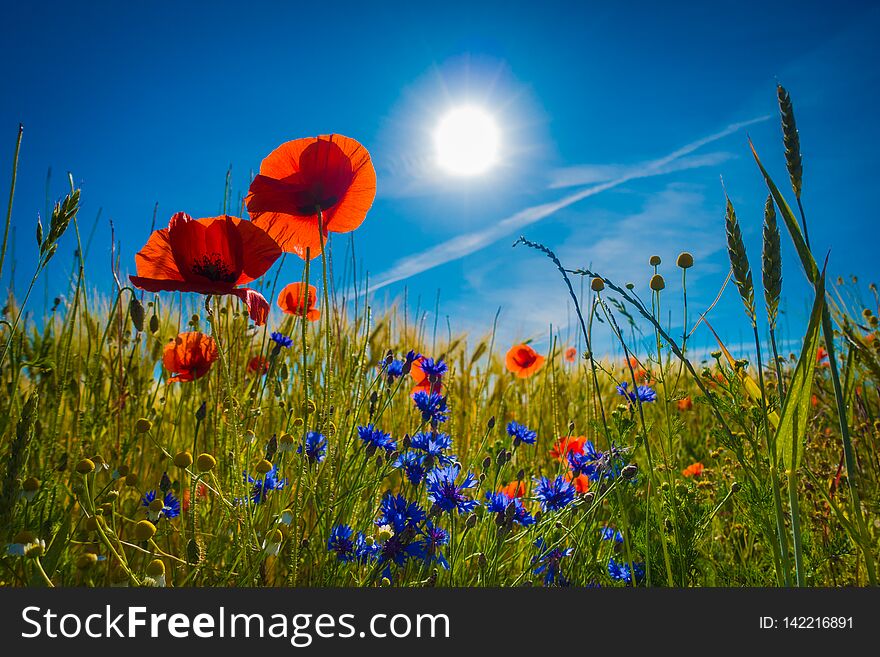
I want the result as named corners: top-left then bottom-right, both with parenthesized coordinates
top-left (749, 139), bottom-right (819, 285)
top-left (776, 269), bottom-right (825, 469)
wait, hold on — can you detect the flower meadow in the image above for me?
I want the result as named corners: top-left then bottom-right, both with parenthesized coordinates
top-left (1, 87), bottom-right (879, 588)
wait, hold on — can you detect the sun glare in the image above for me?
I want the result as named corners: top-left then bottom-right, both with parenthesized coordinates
top-left (434, 106), bottom-right (499, 176)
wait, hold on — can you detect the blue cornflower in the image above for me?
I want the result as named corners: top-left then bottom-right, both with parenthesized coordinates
top-left (506, 421), bottom-right (537, 446)
top-left (355, 532), bottom-right (379, 563)
top-left (377, 531), bottom-right (424, 567)
top-left (419, 357), bottom-right (448, 380)
top-left (376, 493), bottom-right (426, 533)
top-left (420, 521), bottom-right (450, 569)
top-left (567, 441), bottom-right (602, 479)
top-left (270, 331), bottom-right (294, 348)
top-left (246, 465), bottom-right (288, 504)
top-left (616, 380), bottom-right (657, 403)
top-left (533, 475), bottom-right (576, 512)
top-left (412, 391), bottom-right (449, 425)
top-left (409, 431), bottom-right (455, 465)
top-left (393, 451), bottom-right (428, 485)
top-left (600, 526), bottom-right (624, 544)
top-left (298, 431), bottom-right (327, 463)
top-left (327, 524), bottom-right (356, 562)
top-left (357, 424), bottom-right (397, 454)
top-left (532, 538), bottom-right (573, 586)
top-left (426, 465), bottom-right (479, 515)
top-left (141, 490), bottom-right (181, 520)
top-left (484, 491), bottom-right (535, 526)
top-left (608, 557), bottom-right (646, 585)
top-left (383, 359), bottom-right (405, 380)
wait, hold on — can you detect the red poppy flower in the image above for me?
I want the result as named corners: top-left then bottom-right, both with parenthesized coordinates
top-left (816, 346), bottom-right (829, 367)
top-left (677, 396), bottom-right (693, 411)
top-left (505, 344), bottom-right (545, 378)
top-left (248, 355), bottom-right (270, 375)
top-left (163, 332), bottom-right (219, 383)
top-left (277, 282), bottom-right (320, 321)
top-left (410, 357), bottom-right (444, 397)
top-left (129, 212), bottom-right (280, 325)
top-left (565, 472), bottom-right (590, 493)
top-left (245, 134), bottom-right (377, 259)
top-left (682, 462), bottom-right (704, 478)
top-left (564, 346), bottom-right (577, 362)
top-left (549, 435), bottom-right (587, 462)
top-left (500, 481), bottom-right (526, 498)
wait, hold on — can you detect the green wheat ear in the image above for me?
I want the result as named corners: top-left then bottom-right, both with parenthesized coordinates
top-left (777, 83), bottom-right (803, 200)
top-left (762, 194), bottom-right (782, 330)
top-left (724, 197), bottom-right (756, 326)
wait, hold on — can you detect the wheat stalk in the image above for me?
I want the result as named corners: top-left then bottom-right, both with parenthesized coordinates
top-left (762, 194), bottom-right (782, 330)
top-left (725, 197), bottom-right (756, 326)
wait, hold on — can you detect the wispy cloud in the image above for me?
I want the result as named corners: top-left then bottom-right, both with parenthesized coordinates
top-left (365, 115), bottom-right (770, 296)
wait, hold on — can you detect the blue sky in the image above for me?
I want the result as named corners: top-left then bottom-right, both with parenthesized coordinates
top-left (2, 1), bottom-right (878, 358)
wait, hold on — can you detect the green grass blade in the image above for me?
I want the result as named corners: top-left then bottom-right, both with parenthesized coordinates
top-left (775, 268), bottom-right (825, 468)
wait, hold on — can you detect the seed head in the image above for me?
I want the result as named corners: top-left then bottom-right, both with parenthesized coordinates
top-left (134, 520), bottom-right (157, 541)
top-left (649, 255), bottom-right (662, 266)
top-left (196, 453), bottom-right (216, 473)
top-left (146, 559), bottom-right (165, 576)
top-left (591, 277), bottom-right (605, 292)
top-left (650, 274), bottom-right (665, 291)
top-left (676, 252), bottom-right (694, 269)
top-left (255, 459), bottom-right (273, 474)
top-left (76, 553), bottom-right (98, 570)
top-left (135, 418), bottom-right (152, 433)
top-left (75, 458), bottom-right (95, 475)
top-left (173, 451), bottom-right (193, 469)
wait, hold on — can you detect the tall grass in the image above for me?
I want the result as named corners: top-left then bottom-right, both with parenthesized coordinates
top-left (0, 86), bottom-right (877, 587)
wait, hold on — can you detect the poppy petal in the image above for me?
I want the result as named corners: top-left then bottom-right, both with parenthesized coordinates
top-left (169, 216), bottom-right (243, 285)
top-left (233, 217), bottom-right (282, 284)
top-left (231, 287), bottom-right (270, 326)
top-left (246, 135), bottom-right (376, 258)
top-left (132, 228), bottom-right (185, 283)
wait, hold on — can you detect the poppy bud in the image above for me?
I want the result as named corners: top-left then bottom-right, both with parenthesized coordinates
top-left (129, 297), bottom-right (145, 332)
top-left (465, 514), bottom-right (477, 529)
top-left (650, 274), bottom-right (665, 291)
top-left (75, 458), bottom-right (95, 475)
top-left (731, 481), bottom-right (742, 493)
top-left (125, 473), bottom-right (139, 487)
top-left (135, 418), bottom-right (152, 433)
top-left (676, 252), bottom-right (694, 269)
top-left (621, 464), bottom-right (639, 480)
top-left (591, 277), bottom-right (605, 292)
top-left (487, 416), bottom-right (496, 430)
top-left (582, 491), bottom-right (595, 505)
top-left (196, 453), bottom-right (216, 472)
top-left (134, 520), bottom-right (157, 541)
top-left (649, 255), bottom-right (662, 266)
top-left (195, 401), bottom-right (207, 421)
top-left (149, 314), bottom-right (160, 333)
top-left (173, 451), bottom-right (193, 469)
top-left (482, 456), bottom-right (491, 470)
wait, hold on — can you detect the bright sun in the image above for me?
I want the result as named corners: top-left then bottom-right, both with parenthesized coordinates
top-left (434, 106), bottom-right (499, 176)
